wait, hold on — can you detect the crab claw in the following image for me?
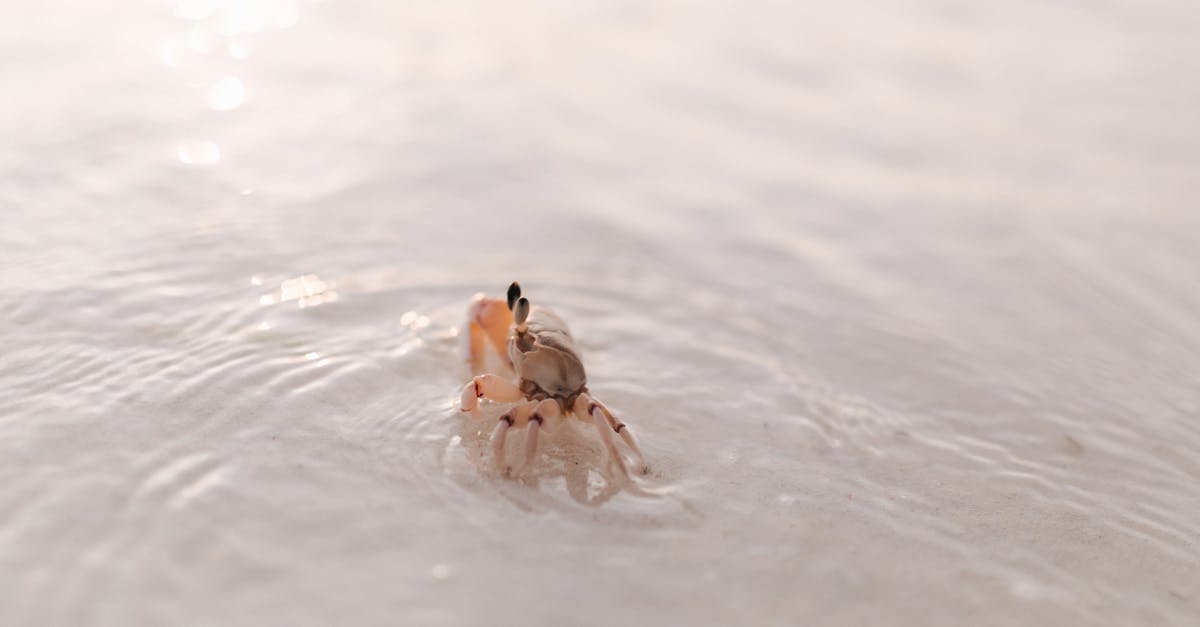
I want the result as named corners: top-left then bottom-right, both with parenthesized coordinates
top-left (462, 294), bottom-right (515, 375)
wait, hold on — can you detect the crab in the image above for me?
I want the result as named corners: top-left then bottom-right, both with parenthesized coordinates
top-left (458, 281), bottom-right (647, 478)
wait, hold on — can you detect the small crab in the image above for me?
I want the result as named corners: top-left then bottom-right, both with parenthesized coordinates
top-left (459, 281), bottom-right (647, 478)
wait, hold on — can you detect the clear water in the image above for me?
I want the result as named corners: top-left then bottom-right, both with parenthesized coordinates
top-left (3, 0), bottom-right (1199, 625)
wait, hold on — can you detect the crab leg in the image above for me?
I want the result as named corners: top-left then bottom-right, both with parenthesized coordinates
top-left (576, 394), bottom-right (629, 479)
top-left (491, 414), bottom-right (511, 472)
top-left (519, 415), bottom-right (540, 476)
top-left (514, 399), bottom-right (560, 476)
top-left (460, 374), bottom-right (523, 413)
top-left (593, 399), bottom-right (648, 474)
top-left (492, 400), bottom-right (540, 475)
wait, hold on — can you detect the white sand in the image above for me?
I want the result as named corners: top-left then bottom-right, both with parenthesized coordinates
top-left (2, 0), bottom-right (1199, 625)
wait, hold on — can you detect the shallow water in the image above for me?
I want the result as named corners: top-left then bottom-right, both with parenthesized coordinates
top-left (3, 0), bottom-right (1200, 625)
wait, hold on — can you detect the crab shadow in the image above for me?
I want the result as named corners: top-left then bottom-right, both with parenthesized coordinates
top-left (516, 461), bottom-right (625, 508)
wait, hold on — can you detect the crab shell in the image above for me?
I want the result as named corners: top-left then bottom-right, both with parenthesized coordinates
top-left (507, 307), bottom-right (587, 399)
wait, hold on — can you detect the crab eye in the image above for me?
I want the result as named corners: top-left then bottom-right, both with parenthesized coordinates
top-left (506, 281), bottom-right (521, 310)
top-left (514, 297), bottom-right (530, 326)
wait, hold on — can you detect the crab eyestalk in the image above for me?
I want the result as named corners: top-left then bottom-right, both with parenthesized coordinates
top-left (514, 296), bottom-right (530, 333)
top-left (506, 281), bottom-right (521, 310)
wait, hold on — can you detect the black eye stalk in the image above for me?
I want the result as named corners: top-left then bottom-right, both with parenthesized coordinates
top-left (514, 297), bottom-right (530, 332)
top-left (508, 281), bottom-right (530, 332)
top-left (506, 281), bottom-right (521, 310)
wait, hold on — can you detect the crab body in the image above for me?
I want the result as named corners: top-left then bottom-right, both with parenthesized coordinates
top-left (458, 282), bottom-right (646, 478)
top-left (509, 307), bottom-right (587, 403)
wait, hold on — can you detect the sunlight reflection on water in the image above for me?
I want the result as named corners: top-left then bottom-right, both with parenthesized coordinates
top-left (175, 139), bottom-right (221, 164)
top-left (207, 76), bottom-right (245, 111)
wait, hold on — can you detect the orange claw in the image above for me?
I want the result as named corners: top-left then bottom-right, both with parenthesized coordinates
top-left (463, 294), bottom-right (514, 375)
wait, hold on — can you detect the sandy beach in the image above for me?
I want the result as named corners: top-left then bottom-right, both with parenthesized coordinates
top-left (2, 1), bottom-right (1198, 625)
